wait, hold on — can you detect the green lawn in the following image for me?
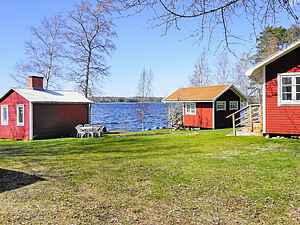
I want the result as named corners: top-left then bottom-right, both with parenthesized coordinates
top-left (0, 129), bottom-right (300, 224)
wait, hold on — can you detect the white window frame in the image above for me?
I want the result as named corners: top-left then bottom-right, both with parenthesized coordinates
top-left (278, 73), bottom-right (300, 105)
top-left (1, 105), bottom-right (8, 126)
top-left (16, 104), bottom-right (25, 127)
top-left (229, 101), bottom-right (239, 110)
top-left (216, 101), bottom-right (226, 111)
top-left (185, 102), bottom-right (196, 115)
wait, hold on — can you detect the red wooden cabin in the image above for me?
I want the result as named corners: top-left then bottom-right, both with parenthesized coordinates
top-left (0, 76), bottom-right (92, 140)
top-left (247, 41), bottom-right (300, 136)
top-left (163, 84), bottom-right (246, 129)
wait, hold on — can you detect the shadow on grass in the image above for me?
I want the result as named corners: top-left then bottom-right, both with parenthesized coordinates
top-left (0, 137), bottom-right (164, 158)
top-left (0, 168), bottom-right (45, 193)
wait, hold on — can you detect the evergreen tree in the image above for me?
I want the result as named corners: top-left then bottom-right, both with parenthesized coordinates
top-left (255, 25), bottom-right (300, 62)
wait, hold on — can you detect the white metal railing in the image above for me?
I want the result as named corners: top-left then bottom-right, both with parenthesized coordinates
top-left (226, 104), bottom-right (262, 136)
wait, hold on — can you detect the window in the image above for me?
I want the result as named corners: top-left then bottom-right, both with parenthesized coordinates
top-left (296, 77), bottom-right (300, 100)
top-left (229, 101), bottom-right (239, 110)
top-left (216, 101), bottom-right (226, 111)
top-left (281, 76), bottom-right (292, 101)
top-left (280, 75), bottom-right (300, 104)
top-left (185, 103), bottom-right (196, 115)
top-left (16, 104), bottom-right (24, 126)
top-left (1, 105), bottom-right (8, 125)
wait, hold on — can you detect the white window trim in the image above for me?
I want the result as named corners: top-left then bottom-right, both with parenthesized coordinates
top-left (212, 103), bottom-right (215, 129)
top-left (229, 101), bottom-right (239, 110)
top-left (1, 105), bottom-right (8, 126)
top-left (29, 103), bottom-right (33, 140)
top-left (263, 66), bottom-right (266, 133)
top-left (216, 101), bottom-right (226, 111)
top-left (185, 102), bottom-right (196, 115)
top-left (16, 104), bottom-right (25, 127)
top-left (278, 73), bottom-right (300, 106)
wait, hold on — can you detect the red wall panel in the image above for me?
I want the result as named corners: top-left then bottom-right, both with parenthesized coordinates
top-left (214, 89), bottom-right (241, 129)
top-left (183, 102), bottom-right (213, 128)
top-left (33, 103), bottom-right (89, 138)
top-left (0, 91), bottom-right (30, 140)
top-left (265, 46), bottom-right (300, 135)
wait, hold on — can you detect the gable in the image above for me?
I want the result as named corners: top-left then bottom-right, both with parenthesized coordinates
top-left (0, 89), bottom-right (14, 102)
top-left (0, 89), bottom-right (28, 104)
top-left (267, 45), bottom-right (300, 76)
top-left (246, 41), bottom-right (300, 79)
top-left (215, 89), bottom-right (241, 101)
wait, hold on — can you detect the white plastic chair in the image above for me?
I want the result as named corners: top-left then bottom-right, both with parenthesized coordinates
top-left (75, 124), bottom-right (85, 138)
top-left (93, 125), bottom-right (105, 137)
top-left (84, 126), bottom-right (94, 138)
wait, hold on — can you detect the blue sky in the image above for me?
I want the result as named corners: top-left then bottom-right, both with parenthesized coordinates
top-left (0, 1), bottom-right (296, 97)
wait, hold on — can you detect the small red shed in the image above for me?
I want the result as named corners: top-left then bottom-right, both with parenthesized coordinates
top-left (0, 76), bottom-right (92, 140)
top-left (247, 41), bottom-right (300, 136)
top-left (163, 84), bottom-right (246, 129)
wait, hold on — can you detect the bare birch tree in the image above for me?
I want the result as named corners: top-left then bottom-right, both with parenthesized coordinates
top-left (189, 52), bottom-right (210, 86)
top-left (232, 53), bottom-right (253, 95)
top-left (64, 0), bottom-right (116, 97)
top-left (12, 16), bottom-right (64, 89)
top-left (216, 52), bottom-right (232, 84)
top-left (136, 68), bottom-right (154, 131)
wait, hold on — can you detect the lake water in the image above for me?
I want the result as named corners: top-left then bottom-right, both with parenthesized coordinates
top-left (91, 103), bottom-right (169, 132)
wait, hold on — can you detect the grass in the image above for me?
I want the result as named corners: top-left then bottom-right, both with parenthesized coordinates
top-left (0, 129), bottom-right (300, 224)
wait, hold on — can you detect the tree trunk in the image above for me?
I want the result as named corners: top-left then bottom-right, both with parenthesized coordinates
top-left (85, 52), bottom-right (92, 98)
top-left (45, 51), bottom-right (54, 90)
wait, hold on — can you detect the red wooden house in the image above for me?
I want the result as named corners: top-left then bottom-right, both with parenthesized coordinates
top-left (163, 84), bottom-right (246, 129)
top-left (246, 41), bottom-right (300, 136)
top-left (0, 76), bottom-right (92, 140)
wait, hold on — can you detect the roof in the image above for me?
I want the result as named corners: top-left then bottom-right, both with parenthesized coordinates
top-left (246, 41), bottom-right (300, 78)
top-left (28, 75), bottom-right (43, 79)
top-left (163, 84), bottom-right (246, 102)
top-left (0, 88), bottom-right (92, 104)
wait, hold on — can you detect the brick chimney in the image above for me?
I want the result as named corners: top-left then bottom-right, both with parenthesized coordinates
top-left (27, 76), bottom-right (44, 90)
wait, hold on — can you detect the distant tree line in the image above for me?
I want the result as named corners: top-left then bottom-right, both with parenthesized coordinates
top-left (91, 96), bottom-right (162, 103)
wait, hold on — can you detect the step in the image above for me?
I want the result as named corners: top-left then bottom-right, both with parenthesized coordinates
top-left (234, 129), bottom-right (263, 136)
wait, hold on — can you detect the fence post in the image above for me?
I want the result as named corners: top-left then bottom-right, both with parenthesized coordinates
top-left (232, 114), bottom-right (236, 136)
top-left (88, 103), bottom-right (92, 124)
top-left (259, 105), bottom-right (263, 132)
top-left (249, 105), bottom-right (253, 132)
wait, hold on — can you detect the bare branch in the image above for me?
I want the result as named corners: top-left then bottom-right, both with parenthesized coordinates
top-left (64, 0), bottom-right (116, 97)
top-left (12, 15), bottom-right (65, 89)
top-left (159, 0), bottom-right (241, 18)
top-left (117, 0), bottom-right (300, 53)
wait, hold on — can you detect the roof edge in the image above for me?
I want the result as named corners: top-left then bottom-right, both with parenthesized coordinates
top-left (162, 84), bottom-right (238, 103)
top-left (213, 84), bottom-right (247, 101)
top-left (0, 89), bottom-right (15, 102)
top-left (3, 88), bottom-right (93, 104)
top-left (30, 101), bottom-right (93, 104)
top-left (162, 100), bottom-right (214, 103)
top-left (246, 40), bottom-right (300, 77)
